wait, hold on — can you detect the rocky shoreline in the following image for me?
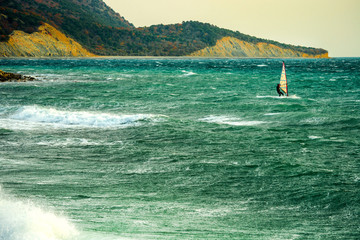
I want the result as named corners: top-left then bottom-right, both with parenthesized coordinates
top-left (0, 70), bottom-right (36, 82)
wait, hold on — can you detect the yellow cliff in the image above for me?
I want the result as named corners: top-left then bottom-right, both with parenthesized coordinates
top-left (0, 23), bottom-right (96, 57)
top-left (189, 37), bottom-right (329, 58)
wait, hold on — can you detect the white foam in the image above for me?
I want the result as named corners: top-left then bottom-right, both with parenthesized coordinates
top-left (256, 95), bottom-right (301, 99)
top-left (302, 117), bottom-right (326, 125)
top-left (257, 64), bottom-right (268, 67)
top-left (264, 113), bottom-right (282, 116)
top-left (0, 190), bottom-right (78, 240)
top-left (287, 95), bottom-right (301, 99)
top-left (200, 115), bottom-right (268, 126)
top-left (256, 95), bottom-right (282, 99)
top-left (308, 136), bottom-right (323, 139)
top-left (6, 106), bottom-right (163, 129)
top-left (181, 70), bottom-right (197, 76)
top-left (36, 138), bottom-right (123, 147)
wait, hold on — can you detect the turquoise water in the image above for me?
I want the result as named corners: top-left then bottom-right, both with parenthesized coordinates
top-left (0, 58), bottom-right (359, 239)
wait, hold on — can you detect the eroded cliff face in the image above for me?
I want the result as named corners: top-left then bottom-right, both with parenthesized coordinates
top-left (0, 23), bottom-right (96, 57)
top-left (189, 37), bottom-right (329, 58)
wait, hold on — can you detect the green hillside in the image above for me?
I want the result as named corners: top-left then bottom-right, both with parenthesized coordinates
top-left (109, 21), bottom-right (327, 56)
top-left (0, 0), bottom-right (133, 42)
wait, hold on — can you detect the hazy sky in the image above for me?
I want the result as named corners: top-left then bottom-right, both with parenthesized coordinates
top-left (103, 0), bottom-right (360, 57)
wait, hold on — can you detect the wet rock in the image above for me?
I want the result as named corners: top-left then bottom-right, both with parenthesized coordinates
top-left (0, 70), bottom-right (36, 82)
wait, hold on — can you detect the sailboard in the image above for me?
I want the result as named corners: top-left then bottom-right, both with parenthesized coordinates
top-left (280, 61), bottom-right (288, 96)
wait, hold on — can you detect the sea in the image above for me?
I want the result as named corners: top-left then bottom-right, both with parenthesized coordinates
top-left (0, 57), bottom-right (359, 240)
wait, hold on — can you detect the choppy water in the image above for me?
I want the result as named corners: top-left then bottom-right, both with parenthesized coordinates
top-left (0, 58), bottom-right (359, 239)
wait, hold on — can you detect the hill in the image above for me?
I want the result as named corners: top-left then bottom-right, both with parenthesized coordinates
top-left (109, 21), bottom-right (328, 57)
top-left (189, 36), bottom-right (329, 58)
top-left (0, 0), bottom-right (133, 41)
top-left (0, 0), bottom-right (328, 57)
top-left (0, 23), bottom-right (95, 57)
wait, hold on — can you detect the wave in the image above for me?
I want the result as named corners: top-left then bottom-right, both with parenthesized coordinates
top-left (36, 138), bottom-right (123, 147)
top-left (308, 135), bottom-right (323, 140)
top-left (181, 70), bottom-right (197, 76)
top-left (0, 188), bottom-right (78, 240)
top-left (5, 106), bottom-right (164, 129)
top-left (0, 188), bottom-right (128, 240)
top-left (200, 115), bottom-right (268, 126)
top-left (264, 113), bottom-right (282, 116)
top-left (256, 95), bottom-right (301, 99)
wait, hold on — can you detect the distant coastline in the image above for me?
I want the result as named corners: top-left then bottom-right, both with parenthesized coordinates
top-left (0, 55), bottom-right (333, 59)
top-left (0, 0), bottom-right (328, 59)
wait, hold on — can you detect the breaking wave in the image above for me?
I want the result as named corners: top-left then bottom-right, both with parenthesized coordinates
top-left (6, 106), bottom-right (163, 129)
top-left (0, 188), bottom-right (78, 240)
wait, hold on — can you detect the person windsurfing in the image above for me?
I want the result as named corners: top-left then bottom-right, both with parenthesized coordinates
top-left (277, 84), bottom-right (284, 96)
top-left (277, 61), bottom-right (288, 97)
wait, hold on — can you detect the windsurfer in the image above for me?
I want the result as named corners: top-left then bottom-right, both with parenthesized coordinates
top-left (276, 84), bottom-right (284, 96)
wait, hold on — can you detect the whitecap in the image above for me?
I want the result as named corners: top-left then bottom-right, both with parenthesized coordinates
top-left (308, 136), bottom-right (322, 140)
top-left (5, 106), bottom-right (164, 129)
top-left (354, 175), bottom-right (360, 183)
top-left (264, 113), bottom-right (282, 116)
top-left (256, 95), bottom-right (301, 99)
top-left (302, 117), bottom-right (326, 125)
top-left (257, 64), bottom-right (268, 67)
top-left (287, 95), bottom-right (301, 99)
top-left (200, 115), bottom-right (268, 126)
top-left (181, 70), bottom-right (197, 76)
top-left (36, 138), bottom-right (123, 147)
top-left (224, 121), bottom-right (268, 126)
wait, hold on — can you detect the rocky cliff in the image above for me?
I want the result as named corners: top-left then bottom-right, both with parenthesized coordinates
top-left (0, 23), bottom-right (96, 57)
top-left (190, 37), bottom-right (329, 58)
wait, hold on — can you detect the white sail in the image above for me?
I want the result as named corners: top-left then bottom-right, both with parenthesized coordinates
top-left (280, 62), bottom-right (288, 96)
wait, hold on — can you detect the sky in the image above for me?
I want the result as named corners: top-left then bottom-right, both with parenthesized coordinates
top-left (103, 0), bottom-right (360, 57)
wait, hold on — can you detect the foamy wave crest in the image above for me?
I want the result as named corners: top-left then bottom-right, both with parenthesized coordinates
top-left (200, 115), bottom-right (268, 126)
top-left (36, 138), bottom-right (123, 147)
top-left (0, 190), bottom-right (78, 240)
top-left (308, 135), bottom-right (323, 140)
top-left (264, 113), bottom-right (282, 116)
top-left (8, 106), bottom-right (162, 128)
top-left (181, 70), bottom-right (197, 76)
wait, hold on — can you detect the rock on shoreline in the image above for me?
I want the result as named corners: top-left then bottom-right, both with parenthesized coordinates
top-left (0, 70), bottom-right (36, 82)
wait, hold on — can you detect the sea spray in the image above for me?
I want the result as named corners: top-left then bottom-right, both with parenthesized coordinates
top-left (0, 188), bottom-right (78, 240)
